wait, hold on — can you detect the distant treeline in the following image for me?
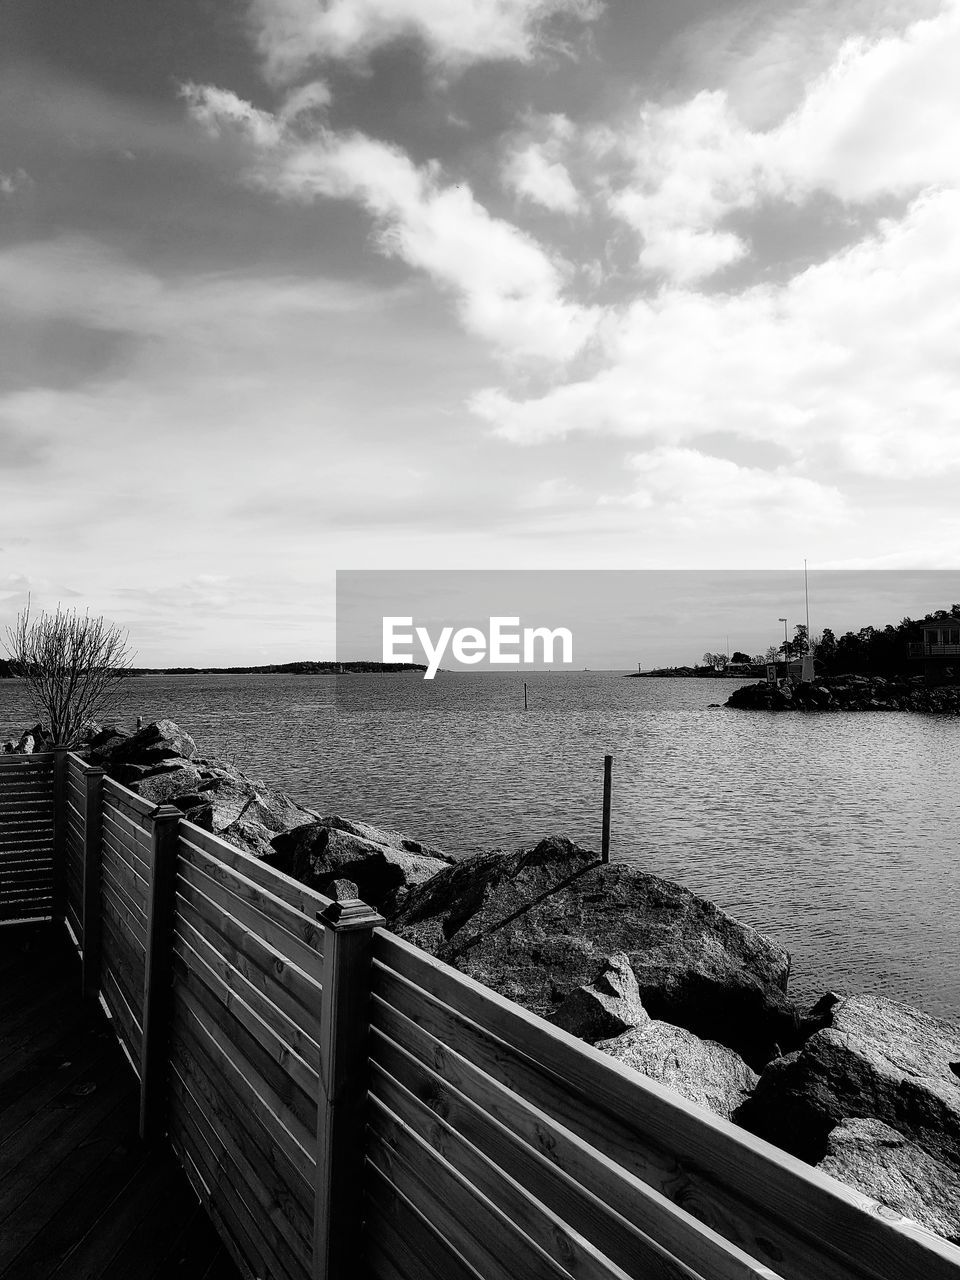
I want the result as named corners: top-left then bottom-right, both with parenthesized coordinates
top-left (0, 659), bottom-right (426, 678)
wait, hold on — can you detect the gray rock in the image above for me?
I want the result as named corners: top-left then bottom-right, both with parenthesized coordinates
top-left (219, 817), bottom-right (277, 859)
top-left (598, 1021), bottom-right (759, 1122)
top-left (738, 994), bottom-right (960, 1166)
top-left (102, 718), bottom-right (197, 764)
top-left (270, 816), bottom-right (453, 912)
top-left (550, 953), bottom-right (649, 1043)
top-left (132, 764), bottom-right (203, 805)
top-left (237, 788), bottom-right (321, 835)
top-left (391, 837), bottom-right (799, 1068)
top-left (199, 776), bottom-right (259, 832)
top-left (818, 1119), bottom-right (960, 1244)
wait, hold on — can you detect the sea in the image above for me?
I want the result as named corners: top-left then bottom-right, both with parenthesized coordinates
top-left (2, 671), bottom-right (958, 1021)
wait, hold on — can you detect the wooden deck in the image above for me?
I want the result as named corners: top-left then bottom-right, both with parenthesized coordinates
top-left (0, 922), bottom-right (240, 1280)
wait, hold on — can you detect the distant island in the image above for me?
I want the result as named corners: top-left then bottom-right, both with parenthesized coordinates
top-left (0, 659), bottom-right (426, 678)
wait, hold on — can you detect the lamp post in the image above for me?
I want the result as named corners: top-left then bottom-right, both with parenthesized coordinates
top-left (778, 617), bottom-right (788, 677)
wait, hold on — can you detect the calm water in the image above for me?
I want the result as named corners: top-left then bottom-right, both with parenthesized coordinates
top-left (3, 672), bottom-right (958, 1019)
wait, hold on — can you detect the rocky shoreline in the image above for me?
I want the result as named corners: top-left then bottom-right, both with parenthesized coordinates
top-left (726, 673), bottom-right (960, 713)
top-left (6, 718), bottom-right (960, 1243)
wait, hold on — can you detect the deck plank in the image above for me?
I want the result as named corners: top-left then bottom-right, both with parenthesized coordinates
top-left (0, 923), bottom-right (241, 1280)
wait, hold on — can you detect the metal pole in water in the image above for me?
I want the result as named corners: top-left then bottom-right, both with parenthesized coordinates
top-left (601, 754), bottom-right (613, 863)
top-left (523, 682), bottom-right (528, 710)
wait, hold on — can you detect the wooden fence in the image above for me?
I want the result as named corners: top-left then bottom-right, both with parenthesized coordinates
top-left (3, 748), bottom-right (960, 1280)
top-left (0, 752), bottom-right (56, 922)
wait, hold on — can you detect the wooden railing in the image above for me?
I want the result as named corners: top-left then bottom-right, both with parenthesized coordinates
top-left (3, 749), bottom-right (960, 1280)
top-left (0, 751), bottom-right (56, 922)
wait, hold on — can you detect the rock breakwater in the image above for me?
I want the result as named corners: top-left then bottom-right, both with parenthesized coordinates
top-left (727, 674), bottom-right (960, 713)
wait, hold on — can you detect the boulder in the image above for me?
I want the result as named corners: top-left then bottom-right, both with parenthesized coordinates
top-left (550, 953), bottom-right (649, 1043)
top-left (98, 719), bottom-right (197, 764)
top-left (818, 1119), bottom-right (960, 1244)
top-left (198, 776), bottom-right (259, 832)
top-left (219, 817), bottom-right (277, 859)
top-left (738, 994), bottom-right (960, 1166)
top-left (390, 836), bottom-right (801, 1068)
top-left (237, 788), bottom-right (321, 834)
top-left (171, 795), bottom-right (214, 831)
top-left (132, 764), bottom-right (203, 805)
top-left (598, 1022), bottom-right (759, 1122)
top-left (270, 816), bottom-right (453, 912)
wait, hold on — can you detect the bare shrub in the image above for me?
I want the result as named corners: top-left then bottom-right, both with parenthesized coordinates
top-left (3, 601), bottom-right (134, 746)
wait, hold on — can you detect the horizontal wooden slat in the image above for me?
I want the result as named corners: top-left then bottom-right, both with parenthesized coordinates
top-left (174, 878), bottom-right (322, 1045)
top-left (374, 931), bottom-right (958, 1280)
top-left (370, 1014), bottom-right (754, 1280)
top-left (370, 1059), bottom-right (661, 1280)
top-left (103, 775), bottom-right (155, 816)
top-left (102, 809), bottom-right (151, 877)
top-left (171, 929), bottom-right (319, 1101)
top-left (168, 1116), bottom-right (298, 1280)
top-left (101, 963), bottom-right (142, 1071)
top-left (181, 821), bottom-right (333, 918)
top-left (177, 841), bottom-right (324, 983)
top-left (365, 1163), bottom-right (484, 1280)
top-left (101, 863), bottom-right (147, 938)
top-left (168, 1059), bottom-right (313, 1267)
top-left (367, 1100), bottom-right (572, 1280)
top-left (101, 916), bottom-right (146, 1020)
top-left (101, 841), bottom-right (148, 909)
top-left (169, 1012), bottom-right (316, 1214)
top-left (174, 903), bottom-right (320, 1070)
top-left (172, 980), bottom-right (317, 1181)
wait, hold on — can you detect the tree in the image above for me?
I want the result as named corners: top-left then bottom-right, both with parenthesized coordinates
top-left (3, 602), bottom-right (133, 746)
top-left (731, 651), bottom-right (752, 664)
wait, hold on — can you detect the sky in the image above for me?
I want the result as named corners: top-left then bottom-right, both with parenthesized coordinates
top-left (2, 0), bottom-right (959, 664)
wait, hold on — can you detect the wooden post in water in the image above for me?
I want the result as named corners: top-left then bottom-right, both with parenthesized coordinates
top-left (81, 763), bottom-right (105, 1003)
top-left (601, 753), bottom-right (613, 864)
top-left (313, 895), bottom-right (385, 1280)
top-left (524, 681), bottom-right (528, 710)
top-left (139, 803), bottom-right (182, 1143)
top-left (51, 746), bottom-right (69, 920)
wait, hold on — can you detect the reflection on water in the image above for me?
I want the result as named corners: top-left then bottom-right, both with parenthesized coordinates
top-left (3, 671), bottom-right (959, 1018)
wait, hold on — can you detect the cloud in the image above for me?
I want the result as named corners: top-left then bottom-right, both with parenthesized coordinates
top-left (595, 3), bottom-right (960, 282)
top-left (247, 0), bottom-right (602, 84)
top-left (472, 187), bottom-right (960, 479)
top-left (607, 448), bottom-right (847, 530)
top-left (502, 114), bottom-right (583, 214)
top-left (0, 235), bottom-right (390, 339)
top-left (182, 88), bottom-right (598, 362)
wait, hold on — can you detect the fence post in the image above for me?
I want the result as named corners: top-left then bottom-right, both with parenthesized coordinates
top-left (51, 746), bottom-right (69, 920)
top-left (313, 896), bottom-right (385, 1280)
top-left (81, 764), bottom-right (105, 1003)
top-left (139, 803), bottom-right (182, 1143)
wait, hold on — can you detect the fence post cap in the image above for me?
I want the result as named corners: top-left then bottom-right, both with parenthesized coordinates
top-left (150, 803), bottom-right (183, 823)
top-left (318, 898), bottom-right (384, 930)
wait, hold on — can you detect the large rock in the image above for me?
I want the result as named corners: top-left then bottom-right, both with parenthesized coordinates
top-left (738, 994), bottom-right (960, 1166)
top-left (220, 817), bottom-right (277, 859)
top-left (270, 816), bottom-right (453, 912)
top-left (132, 764), bottom-right (203, 805)
top-left (550, 953), bottom-right (649, 1043)
top-left (818, 1119), bottom-right (960, 1244)
top-left (390, 836), bottom-right (802, 1067)
top-left (598, 1022), bottom-right (759, 1122)
top-left (95, 719), bottom-right (197, 764)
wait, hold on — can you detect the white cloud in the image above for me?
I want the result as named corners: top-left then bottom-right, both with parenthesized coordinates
top-left (247, 0), bottom-right (601, 84)
top-left (607, 448), bottom-right (847, 530)
top-left (473, 188), bottom-right (960, 478)
top-left (180, 84), bottom-right (599, 363)
top-left (502, 114), bottom-right (582, 213)
top-left (599, 3), bottom-right (960, 282)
